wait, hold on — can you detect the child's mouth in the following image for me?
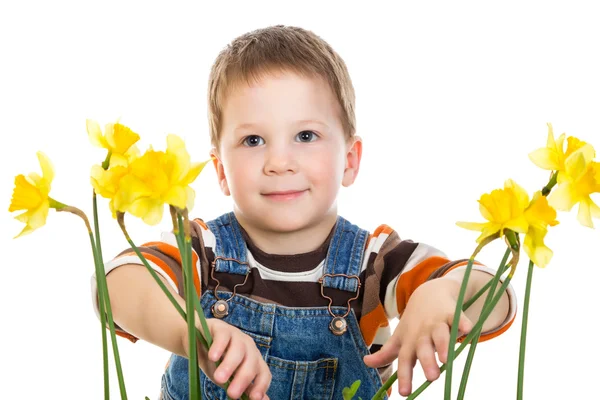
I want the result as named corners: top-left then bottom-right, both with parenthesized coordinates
top-left (262, 189), bottom-right (308, 201)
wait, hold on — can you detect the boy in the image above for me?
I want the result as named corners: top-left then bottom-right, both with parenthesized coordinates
top-left (95, 25), bottom-right (516, 399)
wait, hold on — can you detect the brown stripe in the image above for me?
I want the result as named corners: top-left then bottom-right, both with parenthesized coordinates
top-left (240, 224), bottom-right (334, 273)
top-left (427, 258), bottom-right (471, 280)
top-left (120, 246), bottom-right (185, 296)
top-left (204, 269), bottom-right (367, 319)
top-left (378, 239), bottom-right (419, 304)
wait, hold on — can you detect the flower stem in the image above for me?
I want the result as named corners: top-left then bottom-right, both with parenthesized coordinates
top-left (372, 270), bottom-right (513, 400)
top-left (171, 209), bottom-right (249, 400)
top-left (176, 214), bottom-right (200, 400)
top-left (444, 257), bottom-right (475, 399)
top-left (88, 230), bottom-right (110, 399)
top-left (517, 260), bottom-right (534, 400)
top-left (405, 276), bottom-right (513, 400)
top-left (541, 171), bottom-right (558, 197)
top-left (457, 247), bottom-right (511, 399)
top-left (116, 213), bottom-right (208, 350)
top-left (93, 193), bottom-right (128, 399)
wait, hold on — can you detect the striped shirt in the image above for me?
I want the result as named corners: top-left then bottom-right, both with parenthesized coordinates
top-left (92, 217), bottom-right (517, 381)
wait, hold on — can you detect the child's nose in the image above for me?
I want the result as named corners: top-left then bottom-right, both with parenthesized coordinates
top-left (263, 145), bottom-right (298, 175)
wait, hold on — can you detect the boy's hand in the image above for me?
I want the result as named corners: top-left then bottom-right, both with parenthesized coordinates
top-left (196, 318), bottom-right (271, 400)
top-left (363, 278), bottom-right (473, 397)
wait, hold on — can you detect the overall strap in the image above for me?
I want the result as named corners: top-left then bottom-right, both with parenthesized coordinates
top-left (206, 212), bottom-right (250, 275)
top-left (321, 216), bottom-right (369, 292)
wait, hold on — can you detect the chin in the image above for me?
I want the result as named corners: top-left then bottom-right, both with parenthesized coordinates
top-left (255, 211), bottom-right (317, 233)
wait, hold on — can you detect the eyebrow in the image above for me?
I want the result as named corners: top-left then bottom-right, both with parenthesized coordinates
top-left (233, 119), bottom-right (330, 132)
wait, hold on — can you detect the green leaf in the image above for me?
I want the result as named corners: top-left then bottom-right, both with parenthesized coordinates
top-left (342, 380), bottom-right (362, 400)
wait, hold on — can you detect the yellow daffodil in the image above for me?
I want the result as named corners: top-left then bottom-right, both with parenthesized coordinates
top-left (458, 182), bottom-right (559, 267)
top-left (87, 119), bottom-right (140, 167)
top-left (528, 123), bottom-right (595, 173)
top-left (523, 192), bottom-right (559, 268)
top-left (118, 135), bottom-right (209, 225)
top-left (91, 164), bottom-right (143, 218)
top-left (8, 152), bottom-right (64, 237)
top-left (549, 157), bottom-right (600, 227)
top-left (457, 179), bottom-right (530, 243)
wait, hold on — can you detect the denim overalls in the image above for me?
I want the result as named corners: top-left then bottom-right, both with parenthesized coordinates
top-left (160, 212), bottom-right (387, 400)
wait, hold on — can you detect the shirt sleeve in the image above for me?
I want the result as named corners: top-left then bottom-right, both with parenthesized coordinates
top-left (372, 225), bottom-right (517, 343)
top-left (90, 219), bottom-right (206, 343)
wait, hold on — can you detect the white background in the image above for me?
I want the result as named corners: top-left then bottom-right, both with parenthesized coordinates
top-left (1, 1), bottom-right (599, 399)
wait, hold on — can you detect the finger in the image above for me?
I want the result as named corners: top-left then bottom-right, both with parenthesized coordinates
top-left (415, 335), bottom-right (440, 382)
top-left (363, 334), bottom-right (401, 368)
top-left (397, 346), bottom-right (416, 397)
top-left (227, 354), bottom-right (259, 399)
top-left (458, 314), bottom-right (474, 336)
top-left (446, 311), bottom-right (473, 337)
top-left (246, 363), bottom-right (272, 400)
top-left (213, 338), bottom-right (246, 384)
top-left (208, 328), bottom-right (232, 362)
top-left (431, 323), bottom-right (450, 364)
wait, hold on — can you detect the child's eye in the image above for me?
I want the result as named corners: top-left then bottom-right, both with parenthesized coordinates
top-left (243, 135), bottom-right (265, 147)
top-left (295, 130), bottom-right (318, 143)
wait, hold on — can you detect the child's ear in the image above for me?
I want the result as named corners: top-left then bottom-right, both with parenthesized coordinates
top-left (210, 148), bottom-right (231, 196)
top-left (342, 136), bottom-right (362, 187)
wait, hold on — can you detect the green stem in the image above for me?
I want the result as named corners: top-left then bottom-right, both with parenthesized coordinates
top-left (457, 248), bottom-right (510, 399)
top-left (405, 277), bottom-right (513, 400)
top-left (93, 193), bottom-right (127, 399)
top-left (172, 212), bottom-right (249, 400)
top-left (463, 261), bottom-right (510, 310)
top-left (177, 215), bottom-right (200, 400)
top-left (444, 258), bottom-right (475, 399)
top-left (116, 215), bottom-right (208, 349)
top-left (372, 273), bottom-right (513, 400)
top-left (517, 260), bottom-right (534, 400)
top-left (89, 231), bottom-right (110, 400)
top-left (541, 171), bottom-right (558, 196)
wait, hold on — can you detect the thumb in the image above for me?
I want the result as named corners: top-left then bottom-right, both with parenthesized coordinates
top-left (363, 334), bottom-right (401, 368)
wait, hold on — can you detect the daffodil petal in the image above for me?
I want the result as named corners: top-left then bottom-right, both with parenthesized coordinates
top-left (456, 221), bottom-right (488, 231)
top-left (182, 159), bottom-right (210, 185)
top-left (87, 119), bottom-right (108, 149)
top-left (26, 202), bottom-right (50, 230)
top-left (577, 199), bottom-right (593, 228)
top-left (109, 154), bottom-right (129, 168)
top-left (130, 199), bottom-right (164, 226)
top-left (523, 225), bottom-right (554, 268)
top-left (564, 151), bottom-right (588, 180)
top-left (36, 151), bottom-right (54, 185)
top-left (505, 215), bottom-right (529, 234)
top-left (548, 182), bottom-right (578, 211)
top-left (185, 186), bottom-right (196, 212)
top-left (164, 185), bottom-right (187, 209)
top-left (528, 148), bottom-right (560, 170)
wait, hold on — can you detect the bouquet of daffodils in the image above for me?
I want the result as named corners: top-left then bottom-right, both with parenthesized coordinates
top-left (9, 121), bottom-right (599, 400)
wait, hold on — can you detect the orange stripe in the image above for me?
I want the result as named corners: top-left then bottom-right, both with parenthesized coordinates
top-left (373, 224), bottom-right (393, 237)
top-left (115, 330), bottom-right (138, 343)
top-left (396, 256), bottom-right (451, 315)
top-left (145, 241), bottom-right (201, 295)
top-left (359, 303), bottom-right (389, 346)
top-left (458, 312), bottom-right (516, 343)
top-left (194, 218), bottom-right (208, 230)
top-left (121, 250), bottom-right (179, 289)
top-left (442, 260), bottom-right (514, 343)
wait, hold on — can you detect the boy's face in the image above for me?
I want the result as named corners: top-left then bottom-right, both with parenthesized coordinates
top-left (213, 71), bottom-right (361, 235)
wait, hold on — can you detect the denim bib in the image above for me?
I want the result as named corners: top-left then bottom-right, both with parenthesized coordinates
top-left (160, 212), bottom-right (387, 400)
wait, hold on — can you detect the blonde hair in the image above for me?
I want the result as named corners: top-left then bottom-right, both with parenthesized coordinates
top-left (207, 25), bottom-right (356, 148)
